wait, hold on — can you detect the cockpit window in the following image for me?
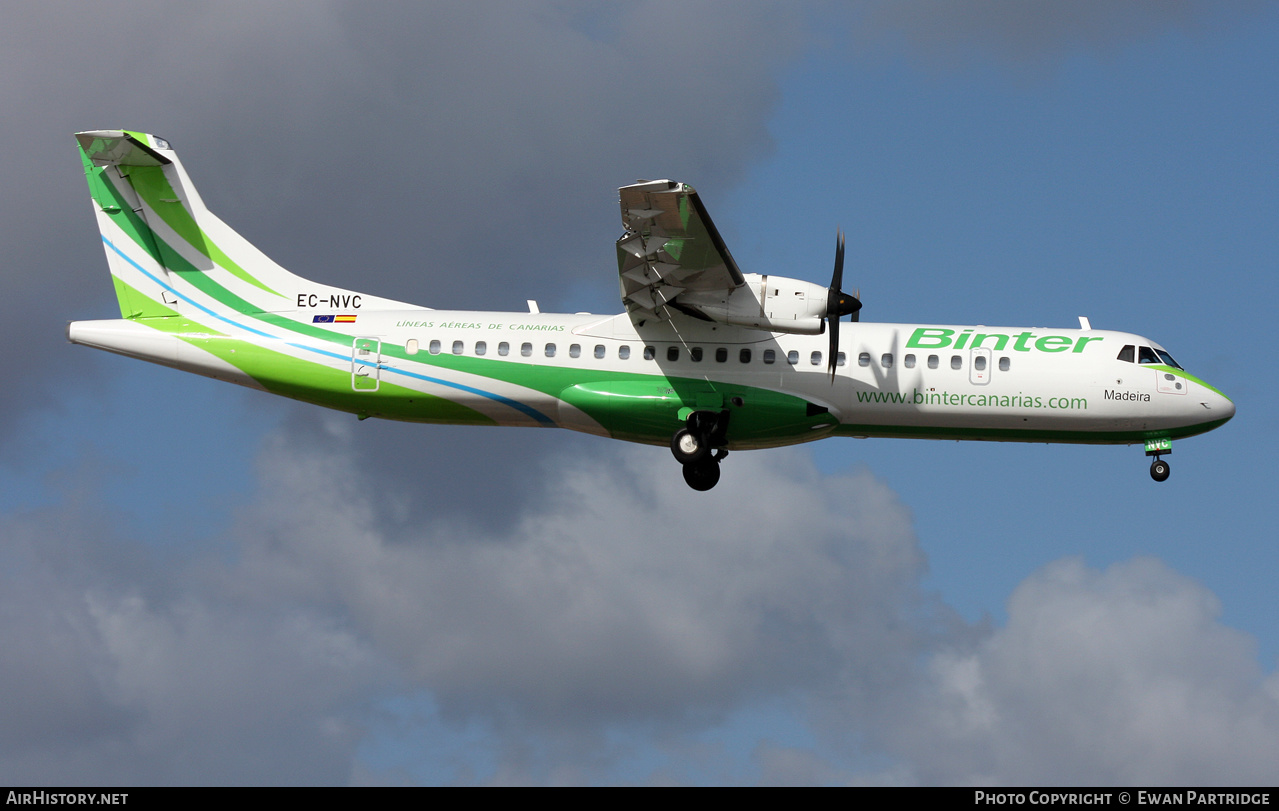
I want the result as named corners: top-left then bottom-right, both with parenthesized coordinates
top-left (1138, 346), bottom-right (1159, 364)
top-left (1117, 345), bottom-right (1135, 363)
top-left (1155, 349), bottom-right (1183, 370)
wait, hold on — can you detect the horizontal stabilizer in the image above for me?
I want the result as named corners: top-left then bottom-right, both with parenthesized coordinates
top-left (76, 131), bottom-right (171, 167)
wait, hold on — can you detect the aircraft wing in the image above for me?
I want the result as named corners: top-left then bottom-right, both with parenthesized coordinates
top-left (616, 180), bottom-right (746, 323)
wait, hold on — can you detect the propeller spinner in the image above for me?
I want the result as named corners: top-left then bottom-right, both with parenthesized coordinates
top-left (826, 230), bottom-right (862, 380)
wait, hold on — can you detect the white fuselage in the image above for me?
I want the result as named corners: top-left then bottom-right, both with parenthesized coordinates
top-left (72, 308), bottom-right (1232, 449)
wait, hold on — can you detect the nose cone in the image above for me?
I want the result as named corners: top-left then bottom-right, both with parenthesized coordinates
top-left (1218, 391), bottom-right (1236, 423)
top-left (1198, 381), bottom-right (1235, 427)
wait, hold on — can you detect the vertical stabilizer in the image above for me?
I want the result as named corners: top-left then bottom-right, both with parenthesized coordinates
top-left (76, 130), bottom-right (413, 323)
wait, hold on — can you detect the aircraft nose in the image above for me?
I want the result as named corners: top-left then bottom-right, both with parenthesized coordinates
top-left (1219, 392), bottom-right (1236, 422)
top-left (1202, 385), bottom-right (1235, 424)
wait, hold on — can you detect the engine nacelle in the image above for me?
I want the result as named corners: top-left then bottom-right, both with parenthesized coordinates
top-left (679, 273), bottom-right (828, 334)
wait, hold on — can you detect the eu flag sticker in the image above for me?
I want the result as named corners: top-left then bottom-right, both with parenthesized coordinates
top-left (312, 315), bottom-right (335, 323)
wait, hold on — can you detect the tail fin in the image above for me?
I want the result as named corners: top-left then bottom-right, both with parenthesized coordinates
top-left (76, 130), bottom-right (408, 322)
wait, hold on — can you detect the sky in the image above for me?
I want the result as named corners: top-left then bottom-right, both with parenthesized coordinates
top-left (2, 0), bottom-right (1277, 785)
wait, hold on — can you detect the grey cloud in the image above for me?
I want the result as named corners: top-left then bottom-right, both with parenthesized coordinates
top-left (227, 434), bottom-right (934, 727)
top-left (3, 422), bottom-right (1277, 784)
top-left (2, 1), bottom-right (802, 445)
top-left (0, 489), bottom-right (389, 784)
top-left (0, 424), bottom-right (938, 784)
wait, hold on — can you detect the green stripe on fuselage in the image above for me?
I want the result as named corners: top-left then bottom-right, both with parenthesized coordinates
top-left (1149, 365), bottom-right (1231, 401)
top-left (832, 417), bottom-right (1232, 444)
top-left (402, 352), bottom-right (835, 444)
top-left (114, 282), bottom-right (494, 425)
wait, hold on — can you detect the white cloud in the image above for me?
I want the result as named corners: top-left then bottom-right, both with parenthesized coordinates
top-left (884, 557), bottom-right (1279, 785)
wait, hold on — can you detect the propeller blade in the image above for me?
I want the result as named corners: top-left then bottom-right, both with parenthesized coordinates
top-left (828, 309), bottom-right (840, 381)
top-left (825, 231), bottom-right (865, 379)
top-left (831, 230), bottom-right (845, 293)
top-left (827, 231), bottom-right (845, 381)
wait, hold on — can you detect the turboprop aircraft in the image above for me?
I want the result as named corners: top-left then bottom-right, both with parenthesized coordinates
top-left (69, 130), bottom-right (1234, 491)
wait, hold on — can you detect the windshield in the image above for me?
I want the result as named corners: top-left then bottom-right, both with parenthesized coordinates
top-left (1155, 349), bottom-right (1183, 370)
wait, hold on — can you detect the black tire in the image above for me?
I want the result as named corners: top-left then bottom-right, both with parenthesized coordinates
top-left (682, 459), bottom-right (721, 491)
top-left (671, 428), bottom-right (708, 464)
top-left (1150, 459), bottom-right (1170, 482)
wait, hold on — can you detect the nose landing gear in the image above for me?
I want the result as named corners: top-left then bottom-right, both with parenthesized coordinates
top-left (671, 410), bottom-right (730, 490)
top-left (1145, 438), bottom-right (1172, 482)
top-left (1150, 457), bottom-right (1170, 482)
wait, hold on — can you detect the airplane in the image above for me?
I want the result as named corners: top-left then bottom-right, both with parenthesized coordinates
top-left (68, 130), bottom-right (1234, 491)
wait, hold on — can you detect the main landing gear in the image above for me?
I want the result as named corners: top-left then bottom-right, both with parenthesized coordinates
top-left (671, 410), bottom-right (730, 491)
top-left (1145, 438), bottom-right (1172, 482)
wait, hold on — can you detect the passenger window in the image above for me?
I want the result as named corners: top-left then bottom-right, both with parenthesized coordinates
top-left (927, 355), bottom-right (939, 369)
top-left (715, 347), bottom-right (728, 363)
top-left (999, 357), bottom-right (1010, 372)
top-left (1138, 346), bottom-right (1159, 364)
top-left (520, 342), bottom-right (532, 357)
top-left (545, 343), bottom-right (556, 357)
top-left (951, 355), bottom-right (962, 370)
top-left (406, 339), bottom-right (419, 355)
top-left (452, 340), bottom-right (463, 355)
top-left (569, 344), bottom-right (581, 358)
top-left (787, 350), bottom-right (799, 365)
top-left (667, 346), bottom-right (679, 361)
top-left (429, 339), bottom-right (441, 355)
top-left (904, 354), bottom-right (915, 369)
top-left (881, 353), bottom-right (893, 368)
top-left (475, 341), bottom-right (487, 356)
top-left (643, 346), bottom-right (655, 360)
top-left (811, 351), bottom-right (822, 366)
top-left (1118, 345), bottom-right (1135, 363)
top-left (763, 349), bottom-right (776, 364)
top-left (974, 355), bottom-right (986, 371)
top-left (498, 342), bottom-right (510, 356)
top-left (690, 347), bottom-right (703, 362)
top-left (619, 345), bottom-right (631, 360)
top-left (594, 345), bottom-right (605, 359)
top-left (836, 352), bottom-right (846, 367)
top-left (739, 348), bottom-right (751, 363)
top-left (858, 352), bottom-right (871, 367)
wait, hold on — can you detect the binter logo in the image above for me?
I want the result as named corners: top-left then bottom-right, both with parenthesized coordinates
top-left (906, 328), bottom-right (1103, 354)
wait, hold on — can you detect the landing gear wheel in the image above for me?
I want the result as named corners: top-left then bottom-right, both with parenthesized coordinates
top-left (671, 428), bottom-right (708, 464)
top-left (1150, 458), bottom-right (1170, 482)
top-left (682, 459), bottom-right (721, 491)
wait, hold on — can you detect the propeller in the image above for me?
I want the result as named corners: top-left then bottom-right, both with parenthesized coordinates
top-left (826, 230), bottom-right (862, 380)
